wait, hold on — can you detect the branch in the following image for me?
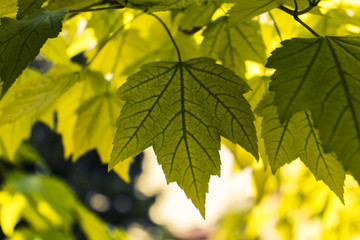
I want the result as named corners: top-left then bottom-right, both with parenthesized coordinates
top-left (278, 0), bottom-right (321, 37)
top-left (148, 13), bottom-right (182, 62)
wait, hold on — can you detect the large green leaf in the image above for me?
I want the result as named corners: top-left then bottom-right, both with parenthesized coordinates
top-left (267, 36), bottom-right (360, 182)
top-left (201, 16), bottom-right (266, 76)
top-left (17, 0), bottom-right (46, 19)
top-left (110, 57), bottom-right (258, 217)
top-left (73, 71), bottom-right (123, 162)
top-left (0, 9), bottom-right (67, 96)
top-left (256, 93), bottom-right (345, 201)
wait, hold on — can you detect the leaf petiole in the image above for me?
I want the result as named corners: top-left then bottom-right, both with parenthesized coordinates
top-left (148, 13), bottom-right (182, 62)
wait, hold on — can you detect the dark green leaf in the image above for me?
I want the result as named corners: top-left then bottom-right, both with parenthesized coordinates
top-left (17, 0), bottom-right (46, 19)
top-left (111, 57), bottom-right (258, 217)
top-left (267, 36), bottom-right (360, 182)
top-left (0, 9), bottom-right (67, 96)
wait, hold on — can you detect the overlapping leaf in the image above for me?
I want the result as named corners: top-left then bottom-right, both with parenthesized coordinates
top-left (256, 93), bottom-right (345, 201)
top-left (179, 1), bottom-right (217, 31)
top-left (17, 0), bottom-right (46, 19)
top-left (267, 36), bottom-right (360, 182)
top-left (110, 57), bottom-right (258, 217)
top-left (202, 16), bottom-right (266, 76)
top-left (228, 0), bottom-right (309, 24)
top-left (73, 71), bottom-right (123, 162)
top-left (0, 9), bottom-right (67, 96)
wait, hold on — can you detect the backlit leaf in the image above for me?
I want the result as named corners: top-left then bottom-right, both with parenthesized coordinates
top-left (0, 0), bottom-right (17, 18)
top-left (73, 71), bottom-right (123, 163)
top-left (0, 65), bottom-right (80, 125)
top-left (0, 9), bottom-right (67, 96)
top-left (127, 0), bottom-right (207, 11)
top-left (202, 16), bottom-right (266, 76)
top-left (256, 93), bottom-right (345, 201)
top-left (111, 57), bottom-right (258, 217)
top-left (228, 0), bottom-right (309, 24)
top-left (267, 36), bottom-right (360, 182)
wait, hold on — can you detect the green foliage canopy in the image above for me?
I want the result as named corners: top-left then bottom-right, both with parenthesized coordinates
top-left (0, 0), bottom-right (359, 220)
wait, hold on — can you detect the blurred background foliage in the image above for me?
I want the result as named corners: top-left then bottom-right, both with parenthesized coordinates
top-left (1, 0), bottom-right (360, 239)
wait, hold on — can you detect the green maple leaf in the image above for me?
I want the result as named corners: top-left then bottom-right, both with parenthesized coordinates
top-left (202, 16), bottom-right (266, 77)
top-left (17, 0), bottom-right (46, 19)
top-left (0, 9), bottom-right (67, 96)
top-left (267, 36), bottom-right (360, 182)
top-left (256, 93), bottom-right (345, 201)
top-left (110, 57), bottom-right (258, 217)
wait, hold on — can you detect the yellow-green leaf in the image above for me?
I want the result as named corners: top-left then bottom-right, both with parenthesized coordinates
top-left (111, 57), bottom-right (258, 217)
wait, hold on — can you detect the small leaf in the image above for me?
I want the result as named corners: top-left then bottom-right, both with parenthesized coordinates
top-left (267, 36), bottom-right (360, 182)
top-left (17, 0), bottom-right (46, 19)
top-left (111, 57), bottom-right (258, 217)
top-left (0, 9), bottom-right (67, 96)
top-left (256, 93), bottom-right (345, 201)
top-left (202, 16), bottom-right (266, 76)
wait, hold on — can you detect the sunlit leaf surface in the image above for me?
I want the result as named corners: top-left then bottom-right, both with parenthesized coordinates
top-left (111, 57), bottom-right (258, 216)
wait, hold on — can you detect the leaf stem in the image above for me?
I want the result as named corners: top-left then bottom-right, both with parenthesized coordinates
top-left (148, 13), bottom-right (182, 62)
top-left (278, 0), bottom-right (320, 37)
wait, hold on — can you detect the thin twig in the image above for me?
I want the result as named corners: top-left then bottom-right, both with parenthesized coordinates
top-left (278, 0), bottom-right (321, 37)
